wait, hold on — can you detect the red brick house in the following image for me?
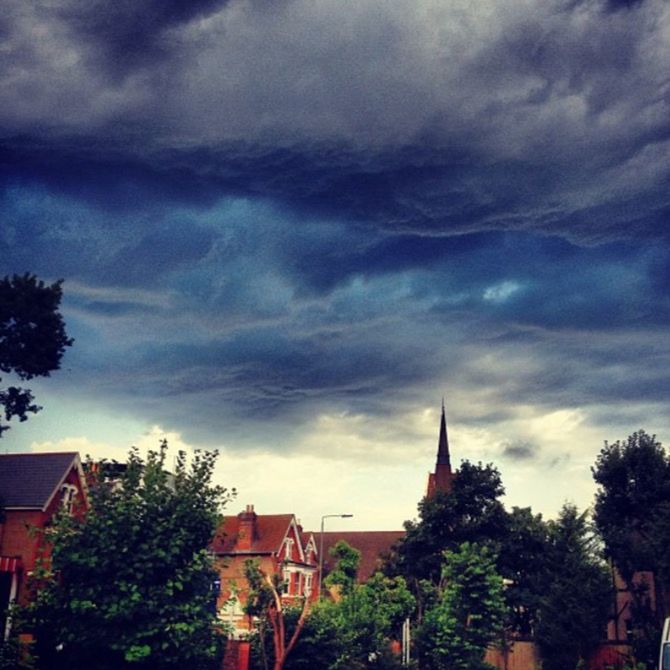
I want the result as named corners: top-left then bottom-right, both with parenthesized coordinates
top-left (0, 451), bottom-right (88, 637)
top-left (212, 505), bottom-right (319, 636)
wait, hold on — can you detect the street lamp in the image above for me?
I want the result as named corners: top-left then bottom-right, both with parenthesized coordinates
top-left (318, 513), bottom-right (353, 598)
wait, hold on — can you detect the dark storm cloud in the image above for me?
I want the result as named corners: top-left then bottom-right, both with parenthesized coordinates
top-left (98, 222), bottom-right (217, 287)
top-left (52, 0), bottom-right (230, 75)
top-left (3, 137), bottom-right (669, 250)
top-left (1, 0), bottom-right (669, 448)
top-left (1, 0), bottom-right (669, 244)
top-left (605, 0), bottom-right (646, 11)
top-left (502, 441), bottom-right (538, 461)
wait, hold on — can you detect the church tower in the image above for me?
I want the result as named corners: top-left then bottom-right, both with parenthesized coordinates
top-left (425, 401), bottom-right (455, 497)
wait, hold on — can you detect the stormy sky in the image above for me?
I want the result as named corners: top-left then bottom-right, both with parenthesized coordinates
top-left (2, 0), bottom-right (669, 530)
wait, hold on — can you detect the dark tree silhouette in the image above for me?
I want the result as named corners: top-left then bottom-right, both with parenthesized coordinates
top-left (0, 273), bottom-right (73, 436)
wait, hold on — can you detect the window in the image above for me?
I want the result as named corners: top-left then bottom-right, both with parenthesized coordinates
top-left (305, 573), bottom-right (313, 596)
top-left (61, 484), bottom-right (77, 514)
top-left (284, 538), bottom-right (294, 560)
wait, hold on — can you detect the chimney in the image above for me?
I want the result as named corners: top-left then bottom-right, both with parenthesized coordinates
top-left (237, 504), bottom-right (257, 551)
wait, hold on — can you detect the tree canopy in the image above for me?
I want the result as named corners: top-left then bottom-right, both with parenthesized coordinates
top-left (496, 506), bottom-right (548, 637)
top-left (592, 429), bottom-right (670, 664)
top-left (251, 542), bottom-right (414, 670)
top-left (534, 504), bottom-right (611, 670)
top-left (0, 273), bottom-right (72, 436)
top-left (21, 442), bottom-right (232, 670)
top-left (592, 430), bottom-right (670, 581)
top-left (417, 542), bottom-right (506, 670)
top-left (389, 461), bottom-right (508, 587)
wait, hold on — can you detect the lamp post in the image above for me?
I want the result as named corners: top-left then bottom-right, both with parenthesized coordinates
top-left (318, 513), bottom-right (353, 599)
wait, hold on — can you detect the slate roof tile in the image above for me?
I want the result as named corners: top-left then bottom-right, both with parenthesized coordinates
top-left (0, 452), bottom-right (78, 509)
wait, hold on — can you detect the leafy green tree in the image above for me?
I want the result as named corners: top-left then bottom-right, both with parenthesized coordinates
top-left (324, 540), bottom-right (361, 598)
top-left (325, 572), bottom-right (415, 669)
top-left (496, 506), bottom-right (549, 636)
top-left (21, 442), bottom-right (232, 670)
top-left (387, 461), bottom-right (508, 616)
top-left (244, 559), bottom-right (312, 670)
top-left (0, 273), bottom-right (73, 436)
top-left (321, 541), bottom-right (414, 669)
top-left (251, 542), bottom-right (414, 670)
top-left (592, 430), bottom-right (670, 664)
top-left (417, 542), bottom-right (506, 670)
top-left (534, 504), bottom-right (611, 670)
top-left (592, 430), bottom-right (670, 582)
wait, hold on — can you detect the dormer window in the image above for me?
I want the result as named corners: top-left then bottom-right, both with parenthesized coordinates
top-left (284, 538), bottom-right (294, 560)
top-left (61, 484), bottom-right (77, 514)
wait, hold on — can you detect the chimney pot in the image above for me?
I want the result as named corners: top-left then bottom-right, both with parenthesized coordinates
top-left (237, 504), bottom-right (257, 551)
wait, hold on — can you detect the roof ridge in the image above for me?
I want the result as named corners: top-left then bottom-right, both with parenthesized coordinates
top-left (0, 451), bottom-right (79, 456)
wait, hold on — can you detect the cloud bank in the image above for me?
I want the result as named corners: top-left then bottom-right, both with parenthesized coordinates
top-left (2, 0), bottom-right (669, 522)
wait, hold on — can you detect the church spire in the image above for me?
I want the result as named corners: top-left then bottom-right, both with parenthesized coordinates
top-left (436, 399), bottom-right (451, 468)
top-left (426, 400), bottom-right (455, 497)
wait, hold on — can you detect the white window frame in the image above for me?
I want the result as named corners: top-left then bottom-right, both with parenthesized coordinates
top-left (61, 484), bottom-right (78, 514)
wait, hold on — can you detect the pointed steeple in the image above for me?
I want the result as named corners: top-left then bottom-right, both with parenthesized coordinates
top-left (426, 400), bottom-right (455, 497)
top-left (436, 399), bottom-right (451, 468)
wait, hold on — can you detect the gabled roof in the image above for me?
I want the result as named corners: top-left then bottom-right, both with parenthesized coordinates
top-left (213, 514), bottom-right (296, 555)
top-left (301, 531), bottom-right (317, 554)
top-left (317, 530), bottom-right (405, 582)
top-left (0, 452), bottom-right (82, 511)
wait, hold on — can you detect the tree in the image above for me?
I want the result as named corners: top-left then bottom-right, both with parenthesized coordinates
top-left (0, 273), bottom-right (73, 436)
top-left (592, 430), bottom-right (670, 663)
top-left (496, 506), bottom-right (549, 636)
top-left (21, 442), bottom-right (232, 670)
top-left (416, 542), bottom-right (506, 670)
top-left (592, 430), bottom-right (670, 582)
top-left (534, 504), bottom-right (611, 670)
top-left (244, 560), bottom-right (311, 670)
top-left (251, 542), bottom-right (415, 670)
top-left (387, 461), bottom-right (508, 614)
top-left (326, 572), bottom-right (415, 669)
top-left (324, 540), bottom-right (361, 598)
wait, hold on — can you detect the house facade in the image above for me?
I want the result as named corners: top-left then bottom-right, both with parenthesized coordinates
top-left (0, 451), bottom-right (88, 637)
top-left (212, 504), bottom-right (319, 636)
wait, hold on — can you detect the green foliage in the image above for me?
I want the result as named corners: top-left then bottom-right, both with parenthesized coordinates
top-left (324, 540), bottom-right (361, 597)
top-left (244, 558), bottom-right (313, 670)
top-left (20, 442), bottom-right (233, 670)
top-left (326, 572), bottom-right (415, 668)
top-left (0, 273), bottom-right (73, 436)
top-left (496, 506), bottom-right (549, 636)
top-left (592, 430), bottom-right (670, 665)
top-left (592, 430), bottom-right (670, 581)
top-left (244, 558), bottom-right (282, 618)
top-left (319, 542), bottom-right (414, 668)
top-left (534, 504), bottom-right (611, 670)
top-left (417, 542), bottom-right (506, 670)
top-left (389, 461), bottom-right (508, 588)
top-left (250, 559), bottom-right (414, 670)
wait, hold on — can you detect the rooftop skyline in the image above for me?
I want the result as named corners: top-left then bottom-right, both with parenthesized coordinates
top-left (2, 0), bottom-right (669, 530)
